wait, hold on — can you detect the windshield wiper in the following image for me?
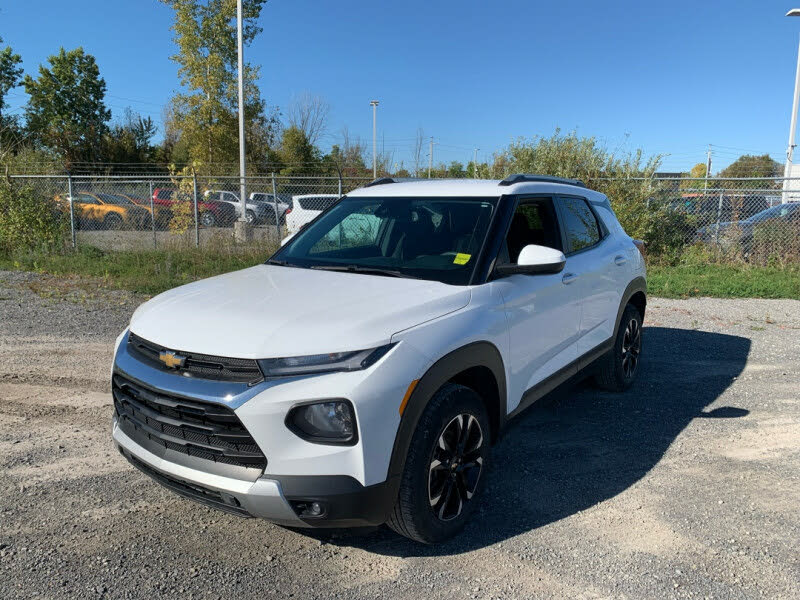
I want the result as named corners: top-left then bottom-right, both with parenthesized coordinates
top-left (309, 264), bottom-right (417, 279)
top-left (266, 259), bottom-right (289, 266)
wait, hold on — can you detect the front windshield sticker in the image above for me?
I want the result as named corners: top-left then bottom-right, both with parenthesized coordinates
top-left (453, 253), bottom-right (471, 265)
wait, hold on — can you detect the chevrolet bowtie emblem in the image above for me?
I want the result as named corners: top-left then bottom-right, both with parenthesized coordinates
top-left (159, 350), bottom-right (186, 369)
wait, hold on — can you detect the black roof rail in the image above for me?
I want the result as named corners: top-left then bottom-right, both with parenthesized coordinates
top-left (498, 174), bottom-right (586, 188)
top-left (365, 177), bottom-right (397, 187)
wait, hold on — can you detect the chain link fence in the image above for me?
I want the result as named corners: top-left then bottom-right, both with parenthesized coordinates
top-left (4, 173), bottom-right (800, 262)
top-left (5, 174), bottom-right (371, 251)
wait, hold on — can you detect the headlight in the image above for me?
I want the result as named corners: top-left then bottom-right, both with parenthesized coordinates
top-left (286, 400), bottom-right (356, 444)
top-left (257, 344), bottom-right (394, 378)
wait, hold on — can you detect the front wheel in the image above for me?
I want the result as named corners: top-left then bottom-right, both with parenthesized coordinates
top-left (245, 210), bottom-right (257, 225)
top-left (594, 303), bottom-right (643, 392)
top-left (387, 383), bottom-right (490, 544)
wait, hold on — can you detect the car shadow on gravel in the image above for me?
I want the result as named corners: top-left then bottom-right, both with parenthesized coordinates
top-left (306, 326), bottom-right (751, 556)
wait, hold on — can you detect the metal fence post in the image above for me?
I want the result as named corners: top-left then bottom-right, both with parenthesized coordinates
top-left (192, 172), bottom-right (200, 248)
top-left (67, 174), bottom-right (76, 249)
top-left (714, 189), bottom-right (724, 245)
top-left (149, 180), bottom-right (156, 249)
top-left (338, 174), bottom-right (343, 197)
top-left (271, 172), bottom-right (280, 242)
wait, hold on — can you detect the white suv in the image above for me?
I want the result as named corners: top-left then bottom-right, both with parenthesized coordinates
top-left (285, 194), bottom-right (340, 235)
top-left (111, 175), bottom-right (646, 543)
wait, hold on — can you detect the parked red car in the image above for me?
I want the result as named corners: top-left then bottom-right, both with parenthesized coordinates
top-left (151, 188), bottom-right (237, 227)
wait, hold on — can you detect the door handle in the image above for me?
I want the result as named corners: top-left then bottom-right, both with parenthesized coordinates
top-left (561, 272), bottom-right (579, 284)
top-left (614, 255), bottom-right (628, 266)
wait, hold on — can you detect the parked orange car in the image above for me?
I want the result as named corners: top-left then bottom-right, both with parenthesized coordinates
top-left (55, 192), bottom-right (152, 230)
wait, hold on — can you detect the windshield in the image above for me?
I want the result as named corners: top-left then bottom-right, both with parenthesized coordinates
top-left (97, 193), bottom-right (133, 205)
top-left (272, 196), bottom-right (498, 285)
top-left (745, 203), bottom-right (800, 223)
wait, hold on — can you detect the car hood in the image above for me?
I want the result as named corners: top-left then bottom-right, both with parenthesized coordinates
top-left (129, 265), bottom-right (470, 358)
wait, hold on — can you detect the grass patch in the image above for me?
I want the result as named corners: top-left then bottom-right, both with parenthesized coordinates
top-left (1, 245), bottom-right (799, 300)
top-left (647, 263), bottom-right (800, 299)
top-left (0, 244), bottom-right (273, 296)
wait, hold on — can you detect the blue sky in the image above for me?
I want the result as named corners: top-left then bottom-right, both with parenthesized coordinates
top-left (2, 0), bottom-right (799, 172)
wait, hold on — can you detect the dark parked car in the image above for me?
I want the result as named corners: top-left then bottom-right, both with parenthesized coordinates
top-left (151, 188), bottom-right (237, 227)
top-left (673, 193), bottom-right (771, 224)
top-left (695, 202), bottom-right (800, 254)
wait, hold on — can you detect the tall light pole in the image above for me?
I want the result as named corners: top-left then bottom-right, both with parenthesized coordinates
top-left (428, 137), bottom-right (434, 178)
top-left (784, 9), bottom-right (800, 203)
top-left (235, 0), bottom-right (248, 239)
top-left (370, 100), bottom-right (379, 178)
top-left (473, 148), bottom-right (479, 178)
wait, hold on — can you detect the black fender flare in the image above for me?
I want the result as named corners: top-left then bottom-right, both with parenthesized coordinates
top-left (385, 342), bottom-right (507, 486)
top-left (614, 276), bottom-right (647, 338)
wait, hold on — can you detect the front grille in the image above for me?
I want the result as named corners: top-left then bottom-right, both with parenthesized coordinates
top-left (112, 373), bottom-right (266, 470)
top-left (128, 332), bottom-right (263, 384)
top-left (124, 452), bottom-right (250, 517)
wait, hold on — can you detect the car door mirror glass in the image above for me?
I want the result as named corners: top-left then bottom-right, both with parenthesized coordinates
top-left (495, 244), bottom-right (566, 276)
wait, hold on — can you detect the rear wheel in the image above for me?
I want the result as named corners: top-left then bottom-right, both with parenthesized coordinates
top-left (103, 213), bottom-right (123, 230)
top-left (387, 383), bottom-right (489, 544)
top-left (245, 210), bottom-right (257, 225)
top-left (594, 303), bottom-right (643, 392)
top-left (200, 211), bottom-right (216, 227)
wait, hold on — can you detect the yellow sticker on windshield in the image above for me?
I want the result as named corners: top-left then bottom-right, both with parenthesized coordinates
top-left (453, 253), bottom-right (472, 265)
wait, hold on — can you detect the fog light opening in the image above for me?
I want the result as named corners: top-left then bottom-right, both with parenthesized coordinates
top-left (291, 500), bottom-right (328, 519)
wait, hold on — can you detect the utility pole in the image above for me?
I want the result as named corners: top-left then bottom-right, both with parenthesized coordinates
top-left (783, 11), bottom-right (800, 202)
top-left (473, 148), bottom-right (479, 178)
top-left (370, 100), bottom-right (379, 178)
top-left (704, 144), bottom-right (712, 193)
top-left (234, 0), bottom-right (249, 241)
top-left (428, 137), bottom-right (434, 178)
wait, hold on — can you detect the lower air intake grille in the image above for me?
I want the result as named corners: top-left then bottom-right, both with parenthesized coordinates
top-left (124, 452), bottom-right (250, 517)
top-left (127, 332), bottom-right (263, 384)
top-left (113, 373), bottom-right (266, 470)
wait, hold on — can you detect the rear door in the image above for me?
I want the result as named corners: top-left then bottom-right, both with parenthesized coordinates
top-left (493, 197), bottom-right (580, 410)
top-left (555, 195), bottom-right (621, 357)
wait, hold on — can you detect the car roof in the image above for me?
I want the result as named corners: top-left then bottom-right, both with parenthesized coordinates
top-left (346, 178), bottom-right (607, 202)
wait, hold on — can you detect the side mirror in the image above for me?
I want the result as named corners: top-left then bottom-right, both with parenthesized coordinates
top-left (494, 244), bottom-right (566, 276)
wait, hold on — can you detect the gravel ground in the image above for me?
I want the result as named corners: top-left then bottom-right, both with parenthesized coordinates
top-left (1, 270), bottom-right (798, 599)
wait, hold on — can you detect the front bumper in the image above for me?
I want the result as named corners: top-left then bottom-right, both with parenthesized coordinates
top-left (113, 419), bottom-right (302, 524)
top-left (113, 417), bottom-right (396, 527)
top-left (110, 330), bottom-right (427, 526)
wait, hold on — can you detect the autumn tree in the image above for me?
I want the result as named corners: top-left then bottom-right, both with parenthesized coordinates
top-left (160, 0), bottom-right (269, 170)
top-left (23, 47), bottom-right (110, 165)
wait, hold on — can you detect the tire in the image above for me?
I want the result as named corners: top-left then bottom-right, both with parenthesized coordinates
top-left (387, 383), bottom-right (490, 544)
top-left (594, 303), bottom-right (643, 392)
top-left (245, 210), bottom-right (257, 225)
top-left (200, 211), bottom-right (216, 227)
top-left (103, 214), bottom-right (123, 230)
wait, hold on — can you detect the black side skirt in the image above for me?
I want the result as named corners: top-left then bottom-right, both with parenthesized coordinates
top-left (507, 338), bottom-right (614, 421)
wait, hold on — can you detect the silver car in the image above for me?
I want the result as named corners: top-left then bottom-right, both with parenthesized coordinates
top-left (204, 190), bottom-right (286, 225)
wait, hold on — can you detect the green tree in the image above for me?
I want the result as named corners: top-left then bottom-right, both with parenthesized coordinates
top-left (0, 36), bottom-right (23, 119)
top-left (102, 108), bottom-right (159, 169)
top-left (447, 161), bottom-right (465, 177)
top-left (23, 47), bottom-right (110, 165)
top-left (718, 154), bottom-right (781, 179)
top-left (160, 0), bottom-right (268, 170)
top-left (278, 126), bottom-right (320, 176)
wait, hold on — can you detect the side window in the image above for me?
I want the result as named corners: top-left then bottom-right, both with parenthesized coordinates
top-left (559, 197), bottom-right (601, 253)
top-left (502, 199), bottom-right (561, 263)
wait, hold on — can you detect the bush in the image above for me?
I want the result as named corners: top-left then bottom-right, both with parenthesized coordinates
top-left (0, 181), bottom-right (67, 254)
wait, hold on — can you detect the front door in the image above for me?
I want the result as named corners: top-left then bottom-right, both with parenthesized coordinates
top-left (492, 197), bottom-right (580, 412)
